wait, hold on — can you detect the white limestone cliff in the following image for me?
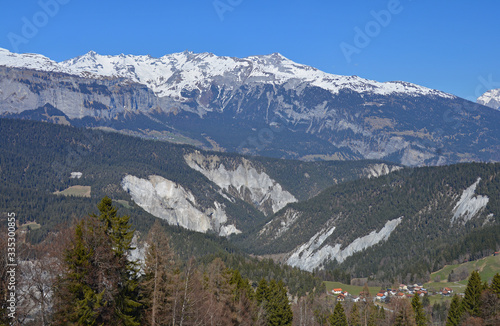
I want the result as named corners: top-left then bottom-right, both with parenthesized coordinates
top-left (184, 152), bottom-right (297, 215)
top-left (121, 174), bottom-right (240, 236)
top-left (287, 217), bottom-right (403, 271)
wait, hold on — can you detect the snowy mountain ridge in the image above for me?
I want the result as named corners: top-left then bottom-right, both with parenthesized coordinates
top-left (0, 47), bottom-right (455, 100)
top-left (477, 88), bottom-right (500, 110)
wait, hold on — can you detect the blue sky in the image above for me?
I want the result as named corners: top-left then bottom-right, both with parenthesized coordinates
top-left (1, 0), bottom-right (499, 99)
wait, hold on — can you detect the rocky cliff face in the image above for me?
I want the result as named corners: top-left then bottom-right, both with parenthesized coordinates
top-left (184, 151), bottom-right (297, 215)
top-left (286, 217), bottom-right (403, 271)
top-left (0, 66), bottom-right (165, 120)
top-left (121, 174), bottom-right (241, 236)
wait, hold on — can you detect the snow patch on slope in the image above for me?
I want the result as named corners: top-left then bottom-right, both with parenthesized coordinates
top-left (121, 175), bottom-right (240, 236)
top-left (184, 152), bottom-right (297, 214)
top-left (451, 178), bottom-right (489, 225)
top-left (287, 217), bottom-right (402, 272)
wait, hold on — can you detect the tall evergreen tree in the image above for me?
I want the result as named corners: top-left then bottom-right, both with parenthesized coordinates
top-left (349, 302), bottom-right (361, 326)
top-left (54, 197), bottom-right (140, 326)
top-left (256, 278), bottom-right (269, 306)
top-left (329, 302), bottom-right (348, 326)
top-left (492, 273), bottom-right (500, 295)
top-left (267, 280), bottom-right (293, 326)
top-left (461, 270), bottom-right (483, 317)
top-left (93, 197), bottom-right (141, 325)
top-left (379, 304), bottom-right (386, 322)
top-left (411, 294), bottom-right (427, 326)
top-left (53, 218), bottom-right (119, 325)
top-left (446, 295), bottom-right (462, 326)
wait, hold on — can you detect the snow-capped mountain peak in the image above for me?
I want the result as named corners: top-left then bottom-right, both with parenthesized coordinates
top-left (0, 47), bottom-right (455, 100)
top-left (477, 88), bottom-right (500, 110)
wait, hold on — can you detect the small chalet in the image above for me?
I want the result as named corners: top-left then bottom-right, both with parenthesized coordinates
top-left (332, 288), bottom-right (343, 294)
top-left (337, 294), bottom-right (346, 302)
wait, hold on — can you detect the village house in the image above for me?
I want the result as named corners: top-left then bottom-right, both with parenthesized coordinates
top-left (332, 288), bottom-right (343, 295)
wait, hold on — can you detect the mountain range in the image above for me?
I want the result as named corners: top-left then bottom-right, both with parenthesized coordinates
top-left (1, 48), bottom-right (499, 166)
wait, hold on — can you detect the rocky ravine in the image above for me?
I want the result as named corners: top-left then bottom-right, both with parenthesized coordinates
top-left (184, 151), bottom-right (297, 216)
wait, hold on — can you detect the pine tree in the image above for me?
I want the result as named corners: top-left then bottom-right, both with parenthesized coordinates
top-left (256, 278), bottom-right (269, 305)
top-left (461, 271), bottom-right (483, 317)
top-left (379, 304), bottom-right (386, 322)
top-left (367, 305), bottom-right (378, 326)
top-left (491, 273), bottom-right (500, 295)
top-left (53, 218), bottom-right (119, 325)
top-left (329, 302), bottom-right (348, 326)
top-left (349, 302), bottom-right (361, 326)
top-left (54, 197), bottom-right (141, 326)
top-left (446, 295), bottom-right (462, 326)
top-left (94, 197), bottom-right (140, 325)
top-left (411, 294), bottom-right (427, 326)
top-left (267, 280), bottom-right (293, 326)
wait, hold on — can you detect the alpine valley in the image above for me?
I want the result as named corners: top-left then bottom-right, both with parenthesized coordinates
top-left (1, 49), bottom-right (499, 284)
top-left (0, 119), bottom-right (499, 283)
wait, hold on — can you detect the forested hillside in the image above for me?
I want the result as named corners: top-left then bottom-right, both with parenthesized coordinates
top-left (242, 163), bottom-right (500, 283)
top-left (0, 118), bottom-right (395, 240)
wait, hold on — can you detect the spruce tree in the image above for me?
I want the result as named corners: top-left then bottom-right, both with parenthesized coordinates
top-left (461, 270), bottom-right (483, 317)
top-left (411, 294), bottom-right (427, 326)
top-left (349, 302), bottom-right (361, 326)
top-left (491, 273), bottom-right (500, 295)
top-left (446, 295), bottom-right (462, 326)
top-left (256, 278), bottom-right (269, 305)
top-left (329, 302), bottom-right (348, 326)
top-left (267, 280), bottom-right (293, 326)
top-left (379, 304), bottom-right (386, 322)
top-left (94, 197), bottom-right (140, 325)
top-left (53, 218), bottom-right (119, 325)
top-left (54, 197), bottom-right (141, 326)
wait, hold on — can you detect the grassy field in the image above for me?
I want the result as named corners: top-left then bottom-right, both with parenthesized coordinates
top-left (430, 254), bottom-right (500, 284)
top-left (19, 221), bottom-right (41, 231)
top-left (115, 199), bottom-right (132, 209)
top-left (54, 185), bottom-right (91, 198)
top-left (324, 281), bottom-right (382, 296)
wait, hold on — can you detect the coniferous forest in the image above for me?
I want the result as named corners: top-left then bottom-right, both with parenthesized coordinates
top-left (1, 198), bottom-right (499, 325)
top-left (0, 119), bottom-right (499, 325)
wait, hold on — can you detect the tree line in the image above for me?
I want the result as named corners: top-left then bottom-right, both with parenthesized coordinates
top-left (0, 198), bottom-right (296, 325)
